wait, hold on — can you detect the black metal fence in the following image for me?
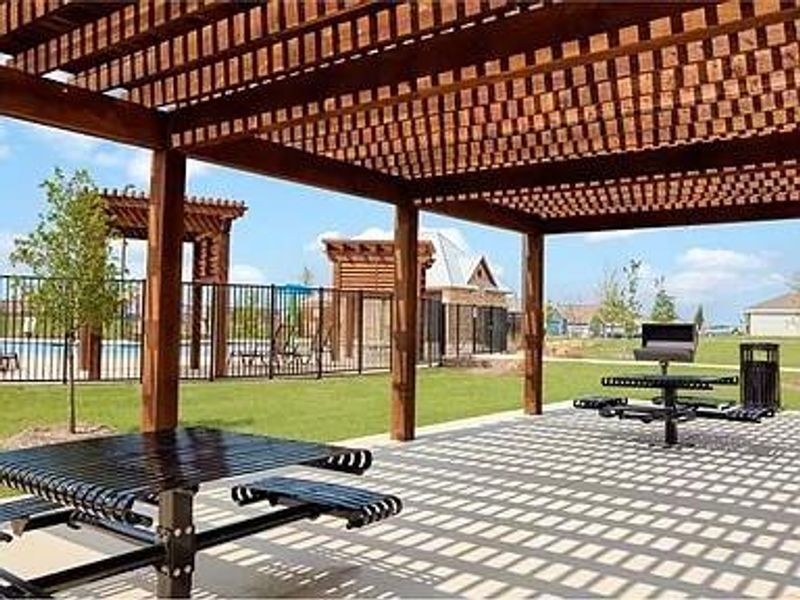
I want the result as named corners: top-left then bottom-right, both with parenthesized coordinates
top-left (0, 275), bottom-right (513, 383)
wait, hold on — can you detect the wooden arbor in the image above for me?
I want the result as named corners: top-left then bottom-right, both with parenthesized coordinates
top-left (2, 1), bottom-right (800, 437)
top-left (324, 238), bottom-right (435, 363)
top-left (103, 189), bottom-right (247, 378)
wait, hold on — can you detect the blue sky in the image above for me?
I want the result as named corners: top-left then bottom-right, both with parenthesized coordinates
top-left (0, 116), bottom-right (797, 326)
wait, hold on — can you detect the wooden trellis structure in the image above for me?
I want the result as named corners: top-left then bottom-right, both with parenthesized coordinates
top-left (2, 0), bottom-right (799, 439)
top-left (103, 189), bottom-right (246, 378)
top-left (78, 190), bottom-right (246, 379)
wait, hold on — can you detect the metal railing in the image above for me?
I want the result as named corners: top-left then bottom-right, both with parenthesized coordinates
top-left (0, 275), bottom-right (513, 383)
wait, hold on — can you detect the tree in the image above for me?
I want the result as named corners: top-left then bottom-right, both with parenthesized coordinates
top-left (650, 276), bottom-right (678, 323)
top-left (299, 266), bottom-right (314, 286)
top-left (596, 268), bottom-right (628, 336)
top-left (622, 259), bottom-right (643, 326)
top-left (11, 169), bottom-right (121, 433)
top-left (693, 304), bottom-right (705, 332)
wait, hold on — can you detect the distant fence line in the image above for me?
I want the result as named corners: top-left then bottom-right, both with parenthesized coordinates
top-left (0, 275), bottom-right (519, 383)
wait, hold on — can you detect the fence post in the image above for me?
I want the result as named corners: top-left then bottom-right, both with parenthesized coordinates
top-left (268, 284), bottom-right (276, 379)
top-left (138, 279), bottom-right (146, 383)
top-left (357, 290), bottom-right (364, 374)
top-left (472, 307), bottom-right (477, 355)
top-left (208, 284), bottom-right (217, 382)
top-left (317, 287), bottom-right (324, 379)
top-left (455, 305), bottom-right (460, 358)
top-left (439, 301), bottom-right (446, 366)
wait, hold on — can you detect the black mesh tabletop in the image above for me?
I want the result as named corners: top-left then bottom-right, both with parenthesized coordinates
top-left (602, 373), bottom-right (739, 390)
top-left (0, 427), bottom-right (371, 523)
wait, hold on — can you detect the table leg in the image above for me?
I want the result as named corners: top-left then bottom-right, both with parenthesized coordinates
top-left (156, 488), bottom-right (196, 598)
top-left (664, 387), bottom-right (678, 446)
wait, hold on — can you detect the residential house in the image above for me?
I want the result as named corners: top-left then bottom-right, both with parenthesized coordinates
top-left (745, 292), bottom-right (800, 337)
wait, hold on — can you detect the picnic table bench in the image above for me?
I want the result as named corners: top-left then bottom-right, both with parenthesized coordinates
top-left (0, 427), bottom-right (401, 598)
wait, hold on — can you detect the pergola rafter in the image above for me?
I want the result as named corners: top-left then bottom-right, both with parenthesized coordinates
top-left (72, 0), bottom-right (383, 94)
top-left (1, 0), bottom-right (799, 439)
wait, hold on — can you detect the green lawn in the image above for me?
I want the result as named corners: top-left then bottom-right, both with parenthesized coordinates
top-left (548, 335), bottom-right (800, 367)
top-left (1, 363), bottom-right (798, 445)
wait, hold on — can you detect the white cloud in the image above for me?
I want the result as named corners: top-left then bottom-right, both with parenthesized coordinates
top-left (22, 124), bottom-right (212, 188)
top-left (304, 230), bottom-right (343, 253)
top-left (677, 247), bottom-right (767, 271)
top-left (354, 227), bottom-right (393, 240)
top-left (230, 264), bottom-right (266, 285)
top-left (666, 247), bottom-right (778, 305)
top-left (306, 225), bottom-right (474, 257)
top-left (584, 230), bottom-right (644, 243)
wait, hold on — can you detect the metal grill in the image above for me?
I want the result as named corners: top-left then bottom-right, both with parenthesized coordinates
top-left (232, 476), bottom-right (403, 530)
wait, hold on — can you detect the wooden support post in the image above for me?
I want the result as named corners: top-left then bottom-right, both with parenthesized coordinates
top-left (391, 204), bottom-right (418, 441)
top-left (189, 241), bottom-right (203, 371)
top-left (79, 325), bottom-right (102, 380)
top-left (344, 293), bottom-right (356, 359)
top-left (142, 150), bottom-right (186, 433)
top-left (211, 228), bottom-right (230, 379)
top-left (331, 265), bottom-right (341, 363)
top-left (522, 230), bottom-right (544, 415)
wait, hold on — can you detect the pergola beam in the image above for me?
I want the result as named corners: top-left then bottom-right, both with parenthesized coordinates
top-left (420, 200), bottom-right (544, 234)
top-left (171, 2), bottom-right (700, 135)
top-left (0, 65), bottom-right (167, 149)
top-left (187, 137), bottom-right (410, 205)
top-left (413, 129), bottom-right (800, 199)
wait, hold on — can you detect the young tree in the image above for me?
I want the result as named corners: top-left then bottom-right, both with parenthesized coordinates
top-left (650, 276), bottom-right (678, 323)
top-left (622, 259), bottom-right (643, 324)
top-left (11, 169), bottom-right (121, 433)
top-left (596, 268), bottom-right (627, 337)
top-left (693, 304), bottom-right (705, 332)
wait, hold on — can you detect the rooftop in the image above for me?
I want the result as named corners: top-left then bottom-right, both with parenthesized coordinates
top-left (747, 292), bottom-right (800, 312)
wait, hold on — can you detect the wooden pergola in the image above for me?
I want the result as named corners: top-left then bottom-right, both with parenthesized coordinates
top-left (2, 1), bottom-right (799, 440)
top-left (102, 189), bottom-right (246, 378)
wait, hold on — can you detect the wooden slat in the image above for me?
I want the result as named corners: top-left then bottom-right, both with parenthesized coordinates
top-left (171, 2), bottom-right (701, 140)
top-left (260, 4), bottom-right (799, 177)
top-left (73, 0), bottom-right (382, 93)
top-left (391, 203), bottom-right (418, 442)
top-left (414, 128), bottom-right (800, 199)
top-left (0, 65), bottom-right (166, 148)
top-left (0, 1), bottom-right (130, 54)
top-left (11, 0), bottom-right (251, 76)
top-left (141, 149), bottom-right (186, 433)
top-left (522, 230), bottom-right (544, 415)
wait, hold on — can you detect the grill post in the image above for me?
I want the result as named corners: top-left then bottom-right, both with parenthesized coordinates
top-left (156, 488), bottom-right (196, 598)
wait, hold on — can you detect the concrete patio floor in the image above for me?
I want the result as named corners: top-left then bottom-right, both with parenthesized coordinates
top-left (3, 407), bottom-right (800, 598)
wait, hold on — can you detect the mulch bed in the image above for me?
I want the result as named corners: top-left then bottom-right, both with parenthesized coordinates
top-left (2, 423), bottom-right (116, 450)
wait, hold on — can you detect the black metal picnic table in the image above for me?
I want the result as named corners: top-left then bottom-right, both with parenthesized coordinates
top-left (601, 373), bottom-right (739, 446)
top-left (0, 427), bottom-right (401, 598)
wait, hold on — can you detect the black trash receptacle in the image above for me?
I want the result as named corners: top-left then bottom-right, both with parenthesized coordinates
top-left (740, 343), bottom-right (781, 412)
